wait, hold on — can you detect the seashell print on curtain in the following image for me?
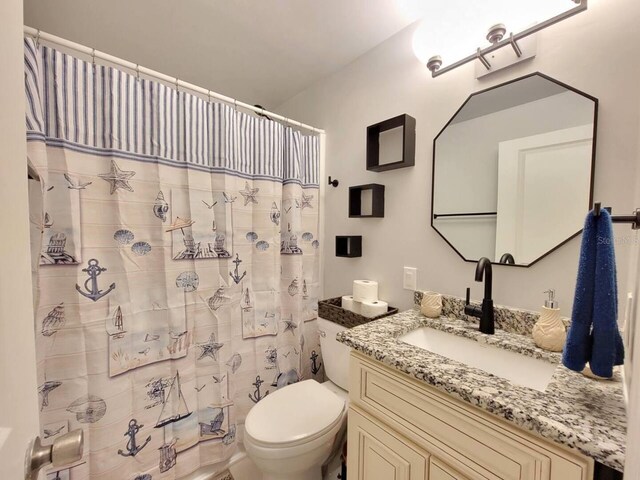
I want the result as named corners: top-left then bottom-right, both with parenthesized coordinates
top-left (24, 37), bottom-right (322, 480)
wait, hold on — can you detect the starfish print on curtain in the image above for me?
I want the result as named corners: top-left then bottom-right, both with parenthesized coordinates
top-left (298, 192), bottom-right (313, 209)
top-left (239, 182), bottom-right (259, 206)
top-left (98, 159), bottom-right (136, 194)
top-left (196, 333), bottom-right (224, 361)
top-left (282, 316), bottom-right (298, 335)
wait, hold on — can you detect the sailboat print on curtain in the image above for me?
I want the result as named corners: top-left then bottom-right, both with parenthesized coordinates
top-left (241, 288), bottom-right (253, 312)
top-left (241, 289), bottom-right (279, 339)
top-left (155, 372), bottom-right (192, 473)
top-left (105, 306), bottom-right (126, 339)
top-left (155, 372), bottom-right (192, 427)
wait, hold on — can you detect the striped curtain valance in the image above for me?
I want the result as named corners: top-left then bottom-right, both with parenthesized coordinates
top-left (24, 38), bottom-right (320, 187)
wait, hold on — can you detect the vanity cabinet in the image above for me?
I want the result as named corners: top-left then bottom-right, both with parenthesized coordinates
top-left (347, 352), bottom-right (594, 480)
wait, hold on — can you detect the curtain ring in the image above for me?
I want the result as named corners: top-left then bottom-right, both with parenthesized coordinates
top-left (35, 29), bottom-right (41, 48)
top-left (135, 64), bottom-right (140, 81)
top-left (207, 90), bottom-right (211, 103)
top-left (234, 99), bottom-right (238, 111)
top-left (91, 48), bottom-right (96, 71)
top-left (175, 77), bottom-right (179, 92)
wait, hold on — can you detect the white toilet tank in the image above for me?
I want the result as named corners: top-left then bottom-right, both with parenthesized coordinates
top-left (317, 317), bottom-right (350, 391)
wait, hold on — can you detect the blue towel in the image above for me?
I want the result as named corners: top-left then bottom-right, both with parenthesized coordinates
top-left (563, 209), bottom-right (624, 377)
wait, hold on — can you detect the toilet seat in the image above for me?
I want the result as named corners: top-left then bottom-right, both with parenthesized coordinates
top-left (245, 379), bottom-right (346, 448)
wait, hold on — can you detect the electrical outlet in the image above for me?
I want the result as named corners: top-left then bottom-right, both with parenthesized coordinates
top-left (403, 267), bottom-right (417, 290)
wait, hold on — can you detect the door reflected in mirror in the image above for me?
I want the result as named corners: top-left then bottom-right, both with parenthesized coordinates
top-left (432, 73), bottom-right (597, 267)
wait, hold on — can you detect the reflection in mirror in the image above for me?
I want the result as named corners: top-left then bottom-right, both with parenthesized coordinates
top-left (432, 73), bottom-right (597, 267)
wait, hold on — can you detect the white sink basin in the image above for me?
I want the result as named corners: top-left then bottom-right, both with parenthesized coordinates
top-left (398, 327), bottom-right (557, 392)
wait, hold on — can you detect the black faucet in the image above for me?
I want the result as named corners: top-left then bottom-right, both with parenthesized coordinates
top-left (464, 257), bottom-right (495, 334)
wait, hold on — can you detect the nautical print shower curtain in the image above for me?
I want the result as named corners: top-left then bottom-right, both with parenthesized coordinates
top-left (24, 37), bottom-right (322, 480)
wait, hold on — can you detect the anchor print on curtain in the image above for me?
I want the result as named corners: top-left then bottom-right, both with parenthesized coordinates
top-left (25, 37), bottom-right (323, 480)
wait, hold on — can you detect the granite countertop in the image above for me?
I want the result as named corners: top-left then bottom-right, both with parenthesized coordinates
top-left (336, 308), bottom-right (627, 472)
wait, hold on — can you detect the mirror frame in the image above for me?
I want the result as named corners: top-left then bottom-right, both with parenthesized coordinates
top-left (431, 72), bottom-right (598, 267)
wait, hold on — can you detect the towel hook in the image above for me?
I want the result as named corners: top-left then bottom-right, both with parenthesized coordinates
top-left (593, 201), bottom-right (640, 229)
top-left (593, 202), bottom-right (612, 216)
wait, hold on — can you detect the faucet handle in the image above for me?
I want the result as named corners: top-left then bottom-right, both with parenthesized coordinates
top-left (464, 287), bottom-right (482, 318)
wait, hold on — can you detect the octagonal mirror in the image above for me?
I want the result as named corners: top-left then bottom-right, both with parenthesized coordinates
top-left (432, 72), bottom-right (597, 267)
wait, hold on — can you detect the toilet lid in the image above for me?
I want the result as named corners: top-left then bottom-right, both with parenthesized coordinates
top-left (245, 379), bottom-right (345, 446)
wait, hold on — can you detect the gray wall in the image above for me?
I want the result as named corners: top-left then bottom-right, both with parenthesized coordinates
top-left (276, 0), bottom-right (640, 316)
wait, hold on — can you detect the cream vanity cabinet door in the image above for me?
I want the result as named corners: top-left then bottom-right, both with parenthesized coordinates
top-left (429, 458), bottom-right (469, 480)
top-left (348, 407), bottom-right (428, 480)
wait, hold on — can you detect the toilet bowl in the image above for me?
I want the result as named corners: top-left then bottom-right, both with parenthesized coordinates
top-left (244, 317), bottom-right (350, 480)
top-left (244, 379), bottom-right (347, 480)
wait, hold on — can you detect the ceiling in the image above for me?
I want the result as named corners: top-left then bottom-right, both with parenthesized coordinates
top-left (24, 0), bottom-right (419, 108)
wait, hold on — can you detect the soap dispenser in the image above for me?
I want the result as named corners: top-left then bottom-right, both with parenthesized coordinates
top-left (532, 289), bottom-right (566, 352)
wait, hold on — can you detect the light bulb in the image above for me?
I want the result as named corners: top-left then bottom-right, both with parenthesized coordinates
top-left (412, 8), bottom-right (487, 67)
top-left (484, 0), bottom-right (576, 43)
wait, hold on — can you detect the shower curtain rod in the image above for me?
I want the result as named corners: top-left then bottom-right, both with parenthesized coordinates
top-left (24, 26), bottom-right (325, 135)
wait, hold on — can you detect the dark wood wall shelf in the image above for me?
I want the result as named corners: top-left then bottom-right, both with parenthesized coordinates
top-left (349, 184), bottom-right (385, 218)
top-left (366, 114), bottom-right (416, 172)
top-left (336, 236), bottom-right (362, 258)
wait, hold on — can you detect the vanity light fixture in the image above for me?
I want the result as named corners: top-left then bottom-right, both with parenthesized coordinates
top-left (426, 56), bottom-right (443, 73)
top-left (424, 0), bottom-right (588, 77)
top-left (486, 24), bottom-right (507, 44)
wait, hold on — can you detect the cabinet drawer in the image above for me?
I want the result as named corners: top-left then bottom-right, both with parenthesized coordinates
top-left (350, 352), bottom-right (592, 480)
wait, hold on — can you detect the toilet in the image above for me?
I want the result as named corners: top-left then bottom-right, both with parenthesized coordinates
top-left (244, 317), bottom-right (350, 480)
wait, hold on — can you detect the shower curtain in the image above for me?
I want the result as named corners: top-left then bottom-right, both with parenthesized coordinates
top-left (24, 37), bottom-right (322, 480)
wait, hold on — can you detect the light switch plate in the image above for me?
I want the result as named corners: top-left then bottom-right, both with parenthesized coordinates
top-left (403, 267), bottom-right (417, 290)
